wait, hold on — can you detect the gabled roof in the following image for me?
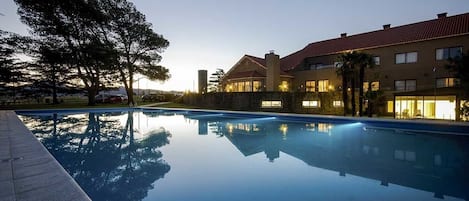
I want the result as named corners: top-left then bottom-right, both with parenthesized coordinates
top-left (280, 12), bottom-right (469, 71)
top-left (245, 55), bottom-right (266, 67)
top-left (223, 54), bottom-right (293, 81)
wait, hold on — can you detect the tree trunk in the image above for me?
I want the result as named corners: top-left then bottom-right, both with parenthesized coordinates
top-left (351, 76), bottom-right (356, 117)
top-left (367, 82), bottom-right (373, 117)
top-left (128, 74), bottom-right (134, 106)
top-left (52, 64), bottom-right (59, 104)
top-left (87, 86), bottom-right (98, 106)
top-left (342, 74), bottom-right (349, 116)
top-left (358, 65), bottom-right (365, 116)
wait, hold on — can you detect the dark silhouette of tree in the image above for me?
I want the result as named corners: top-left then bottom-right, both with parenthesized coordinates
top-left (101, 0), bottom-right (170, 105)
top-left (14, 0), bottom-right (170, 106)
top-left (26, 38), bottom-right (73, 104)
top-left (0, 30), bottom-right (27, 88)
top-left (22, 111), bottom-right (171, 201)
top-left (337, 52), bottom-right (357, 116)
top-left (357, 53), bottom-right (376, 116)
top-left (446, 51), bottom-right (469, 119)
top-left (14, 0), bottom-right (119, 105)
top-left (337, 51), bottom-right (375, 116)
top-left (208, 68), bottom-right (225, 92)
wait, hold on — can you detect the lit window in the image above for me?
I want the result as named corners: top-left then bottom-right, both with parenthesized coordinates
top-left (318, 80), bottom-right (329, 92)
top-left (387, 101), bottom-right (393, 113)
top-left (395, 80), bottom-right (416, 92)
top-left (225, 84), bottom-right (233, 92)
top-left (395, 52), bottom-right (418, 64)
top-left (436, 78), bottom-right (458, 88)
top-left (302, 100), bottom-right (320, 108)
top-left (363, 81), bottom-right (379, 92)
top-left (371, 82), bottom-right (380, 91)
top-left (261, 101), bottom-right (282, 108)
top-left (305, 81), bottom-right (316, 92)
top-left (373, 56), bottom-right (380, 65)
top-left (244, 81), bottom-right (252, 92)
top-left (237, 82), bottom-right (244, 92)
top-left (253, 81), bottom-right (261, 92)
top-left (436, 47), bottom-right (462, 60)
top-left (333, 101), bottom-right (343, 107)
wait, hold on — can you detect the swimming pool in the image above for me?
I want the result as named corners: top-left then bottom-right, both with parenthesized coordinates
top-left (17, 108), bottom-right (469, 201)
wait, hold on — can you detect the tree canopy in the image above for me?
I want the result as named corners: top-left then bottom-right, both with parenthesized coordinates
top-left (14, 0), bottom-right (170, 105)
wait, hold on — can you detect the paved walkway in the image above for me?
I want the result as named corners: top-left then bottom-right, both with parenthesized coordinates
top-left (0, 110), bottom-right (90, 201)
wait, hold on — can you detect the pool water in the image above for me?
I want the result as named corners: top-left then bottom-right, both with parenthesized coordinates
top-left (18, 109), bottom-right (469, 201)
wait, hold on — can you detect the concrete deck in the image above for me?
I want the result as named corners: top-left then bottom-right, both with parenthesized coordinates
top-left (0, 110), bottom-right (90, 201)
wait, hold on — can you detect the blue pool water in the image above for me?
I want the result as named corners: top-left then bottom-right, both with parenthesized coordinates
top-left (17, 109), bottom-right (469, 201)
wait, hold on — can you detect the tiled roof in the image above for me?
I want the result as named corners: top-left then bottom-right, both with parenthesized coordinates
top-left (244, 55), bottom-right (293, 77)
top-left (245, 55), bottom-right (266, 67)
top-left (280, 12), bottom-right (469, 71)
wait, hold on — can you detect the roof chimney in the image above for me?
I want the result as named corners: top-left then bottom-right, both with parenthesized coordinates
top-left (383, 24), bottom-right (391, 30)
top-left (340, 33), bottom-right (347, 38)
top-left (437, 12), bottom-right (447, 19)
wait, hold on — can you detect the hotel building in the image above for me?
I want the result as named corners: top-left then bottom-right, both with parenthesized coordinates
top-left (220, 12), bottom-right (469, 120)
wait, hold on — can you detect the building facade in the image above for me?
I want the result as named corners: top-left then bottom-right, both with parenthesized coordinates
top-left (220, 12), bottom-right (469, 120)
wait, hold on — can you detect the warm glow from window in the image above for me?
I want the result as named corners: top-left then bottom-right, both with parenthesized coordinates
top-left (318, 80), bottom-right (329, 92)
top-left (262, 101), bottom-right (282, 108)
top-left (387, 101), bottom-right (393, 113)
top-left (303, 100), bottom-right (320, 108)
top-left (333, 101), bottom-right (343, 107)
top-left (395, 96), bottom-right (455, 120)
top-left (253, 81), bottom-right (261, 92)
top-left (305, 80), bottom-right (316, 92)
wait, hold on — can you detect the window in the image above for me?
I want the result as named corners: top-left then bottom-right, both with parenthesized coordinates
top-left (387, 101), bottom-right (393, 113)
top-left (253, 81), bottom-right (262, 92)
top-left (318, 80), bottom-right (329, 92)
top-left (363, 81), bottom-right (380, 92)
top-left (237, 82), bottom-right (244, 92)
top-left (261, 101), bottom-right (282, 108)
top-left (395, 80), bottom-right (416, 92)
top-left (333, 101), bottom-right (343, 107)
top-left (394, 150), bottom-right (416, 162)
top-left (436, 78), bottom-right (458, 88)
top-left (305, 81), bottom-right (316, 92)
top-left (302, 100), bottom-right (320, 108)
top-left (373, 56), bottom-right (380, 65)
top-left (436, 46), bottom-right (462, 60)
top-left (395, 52), bottom-right (418, 64)
top-left (244, 81), bottom-right (252, 92)
top-left (308, 63), bottom-right (324, 70)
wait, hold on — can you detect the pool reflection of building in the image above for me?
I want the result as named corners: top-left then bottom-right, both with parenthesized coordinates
top-left (188, 115), bottom-right (469, 201)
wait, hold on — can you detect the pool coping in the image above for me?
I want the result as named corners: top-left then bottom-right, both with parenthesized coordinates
top-left (0, 110), bottom-right (91, 201)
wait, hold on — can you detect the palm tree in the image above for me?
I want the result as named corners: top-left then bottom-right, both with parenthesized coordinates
top-left (338, 51), bottom-right (375, 116)
top-left (337, 52), bottom-right (358, 116)
top-left (357, 53), bottom-right (376, 116)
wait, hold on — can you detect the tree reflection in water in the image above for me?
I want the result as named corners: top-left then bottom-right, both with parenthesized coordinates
top-left (21, 111), bottom-right (171, 201)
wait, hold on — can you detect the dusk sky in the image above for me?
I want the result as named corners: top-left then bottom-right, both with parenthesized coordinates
top-left (1, 0), bottom-right (469, 92)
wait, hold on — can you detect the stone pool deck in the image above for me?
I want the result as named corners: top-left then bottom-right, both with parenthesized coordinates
top-left (0, 110), bottom-right (90, 201)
